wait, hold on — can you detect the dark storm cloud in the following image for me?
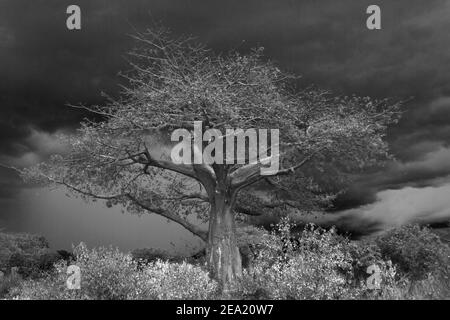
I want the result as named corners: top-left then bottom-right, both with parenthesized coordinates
top-left (333, 144), bottom-right (450, 210)
top-left (0, 0), bottom-right (136, 156)
top-left (1, 0), bottom-right (450, 212)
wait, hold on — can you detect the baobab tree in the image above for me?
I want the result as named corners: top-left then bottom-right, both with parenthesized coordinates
top-left (20, 27), bottom-right (401, 291)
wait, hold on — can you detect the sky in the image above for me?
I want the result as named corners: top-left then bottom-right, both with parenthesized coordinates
top-left (1, 0), bottom-right (450, 250)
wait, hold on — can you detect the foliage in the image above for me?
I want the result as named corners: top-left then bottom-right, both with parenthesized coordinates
top-left (8, 243), bottom-right (218, 300)
top-left (376, 224), bottom-right (450, 280)
top-left (398, 273), bottom-right (450, 299)
top-left (72, 243), bottom-right (146, 299)
top-left (0, 232), bottom-right (49, 269)
top-left (236, 225), bottom-right (270, 248)
top-left (347, 240), bottom-right (384, 283)
top-left (0, 232), bottom-right (53, 277)
top-left (56, 250), bottom-right (76, 263)
top-left (238, 219), bottom-right (398, 300)
top-left (7, 253), bottom-right (40, 278)
top-left (142, 260), bottom-right (219, 299)
top-left (5, 223), bottom-right (450, 300)
top-left (0, 272), bottom-right (22, 299)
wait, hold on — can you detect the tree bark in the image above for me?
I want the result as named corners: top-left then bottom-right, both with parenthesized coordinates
top-left (206, 190), bottom-right (242, 292)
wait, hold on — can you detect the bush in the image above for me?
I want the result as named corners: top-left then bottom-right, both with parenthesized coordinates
top-left (7, 243), bottom-right (139, 300)
top-left (236, 225), bottom-right (270, 270)
top-left (390, 273), bottom-right (449, 300)
top-left (56, 250), bottom-right (76, 263)
top-left (239, 219), bottom-right (398, 300)
top-left (7, 253), bottom-right (39, 278)
top-left (0, 272), bottom-right (22, 299)
top-left (142, 260), bottom-right (219, 299)
top-left (376, 224), bottom-right (450, 280)
top-left (6, 224), bottom-right (450, 300)
top-left (8, 243), bottom-right (218, 300)
top-left (6, 262), bottom-right (82, 300)
top-left (347, 241), bottom-right (384, 283)
top-left (73, 243), bottom-right (146, 299)
top-left (0, 232), bottom-right (49, 275)
top-left (5, 251), bottom-right (68, 279)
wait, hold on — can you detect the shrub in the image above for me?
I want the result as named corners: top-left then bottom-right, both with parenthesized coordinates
top-left (9, 243), bottom-right (153, 300)
top-left (8, 243), bottom-right (218, 300)
top-left (402, 272), bottom-right (450, 299)
top-left (56, 250), bottom-right (76, 263)
top-left (0, 272), bottom-right (22, 299)
top-left (347, 241), bottom-right (384, 283)
top-left (376, 224), bottom-right (450, 280)
top-left (236, 225), bottom-right (270, 270)
top-left (141, 260), bottom-right (218, 299)
top-left (6, 261), bottom-right (84, 300)
top-left (0, 232), bottom-right (49, 275)
top-left (7, 253), bottom-right (39, 277)
top-left (7, 224), bottom-right (449, 300)
top-left (73, 243), bottom-right (148, 299)
top-left (239, 219), bottom-right (398, 300)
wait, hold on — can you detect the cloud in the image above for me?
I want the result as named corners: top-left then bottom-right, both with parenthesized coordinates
top-left (0, 128), bottom-right (68, 167)
top-left (401, 147), bottom-right (450, 173)
top-left (0, 128), bottom-right (69, 203)
top-left (338, 181), bottom-right (450, 232)
top-left (333, 144), bottom-right (450, 210)
top-left (376, 145), bottom-right (450, 190)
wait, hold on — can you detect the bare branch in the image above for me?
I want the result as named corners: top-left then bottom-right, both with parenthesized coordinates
top-left (126, 193), bottom-right (208, 241)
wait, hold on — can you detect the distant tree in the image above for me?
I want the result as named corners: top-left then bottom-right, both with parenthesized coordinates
top-left (18, 27), bottom-right (401, 290)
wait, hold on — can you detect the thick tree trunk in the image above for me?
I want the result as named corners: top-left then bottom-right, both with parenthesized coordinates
top-left (206, 191), bottom-right (242, 292)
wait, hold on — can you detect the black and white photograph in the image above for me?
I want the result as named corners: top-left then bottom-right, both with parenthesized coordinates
top-left (0, 0), bottom-right (449, 305)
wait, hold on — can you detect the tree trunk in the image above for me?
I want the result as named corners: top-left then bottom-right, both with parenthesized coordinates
top-left (206, 191), bottom-right (242, 292)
